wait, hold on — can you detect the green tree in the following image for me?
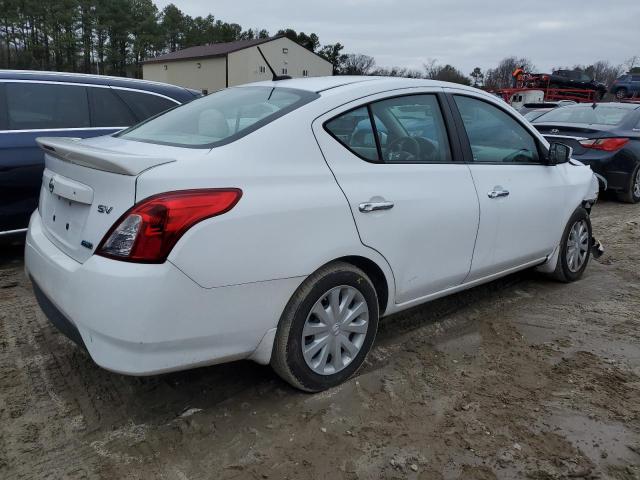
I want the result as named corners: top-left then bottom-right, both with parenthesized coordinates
top-left (318, 43), bottom-right (347, 74)
top-left (161, 3), bottom-right (185, 52)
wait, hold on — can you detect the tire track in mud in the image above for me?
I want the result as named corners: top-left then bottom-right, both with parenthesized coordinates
top-left (1, 201), bottom-right (639, 479)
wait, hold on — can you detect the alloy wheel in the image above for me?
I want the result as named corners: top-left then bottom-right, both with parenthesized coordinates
top-left (301, 285), bottom-right (369, 375)
top-left (566, 219), bottom-right (590, 273)
top-left (633, 168), bottom-right (640, 199)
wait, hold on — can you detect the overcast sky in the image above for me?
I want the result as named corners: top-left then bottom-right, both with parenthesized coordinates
top-left (156, 0), bottom-right (640, 74)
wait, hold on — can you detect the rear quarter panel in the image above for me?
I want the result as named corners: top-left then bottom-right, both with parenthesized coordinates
top-left (135, 109), bottom-right (395, 299)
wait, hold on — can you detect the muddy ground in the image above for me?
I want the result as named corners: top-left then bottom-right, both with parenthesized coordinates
top-left (1, 200), bottom-right (639, 480)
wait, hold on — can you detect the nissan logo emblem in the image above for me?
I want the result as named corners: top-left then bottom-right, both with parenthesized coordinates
top-left (48, 177), bottom-right (55, 193)
top-left (550, 129), bottom-right (560, 135)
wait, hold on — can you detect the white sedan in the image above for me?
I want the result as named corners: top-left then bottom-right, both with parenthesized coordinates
top-left (25, 76), bottom-right (599, 392)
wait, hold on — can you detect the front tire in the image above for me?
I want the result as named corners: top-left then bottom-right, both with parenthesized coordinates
top-left (616, 162), bottom-right (640, 204)
top-left (552, 208), bottom-right (592, 283)
top-left (271, 262), bottom-right (379, 392)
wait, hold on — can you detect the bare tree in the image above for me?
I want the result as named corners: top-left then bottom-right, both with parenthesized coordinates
top-left (341, 53), bottom-right (376, 75)
top-left (371, 66), bottom-right (424, 78)
top-left (484, 56), bottom-right (536, 89)
top-left (572, 61), bottom-right (624, 86)
top-left (625, 55), bottom-right (639, 71)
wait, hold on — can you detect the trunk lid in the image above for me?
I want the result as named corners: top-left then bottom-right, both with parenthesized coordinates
top-left (533, 122), bottom-right (617, 155)
top-left (35, 136), bottom-right (177, 263)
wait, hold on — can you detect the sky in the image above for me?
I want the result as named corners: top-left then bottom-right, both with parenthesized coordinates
top-left (155, 0), bottom-right (640, 74)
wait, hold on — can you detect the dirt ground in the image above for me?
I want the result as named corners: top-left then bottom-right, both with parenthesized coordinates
top-left (1, 200), bottom-right (639, 480)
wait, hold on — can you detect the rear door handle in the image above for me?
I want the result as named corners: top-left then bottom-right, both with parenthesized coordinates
top-left (359, 201), bottom-right (394, 212)
top-left (487, 188), bottom-right (510, 199)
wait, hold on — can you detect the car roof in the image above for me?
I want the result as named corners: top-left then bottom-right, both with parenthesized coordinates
top-left (0, 69), bottom-right (198, 99)
top-left (238, 75), bottom-right (481, 95)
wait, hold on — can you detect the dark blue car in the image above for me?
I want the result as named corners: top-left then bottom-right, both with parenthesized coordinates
top-left (0, 70), bottom-right (200, 236)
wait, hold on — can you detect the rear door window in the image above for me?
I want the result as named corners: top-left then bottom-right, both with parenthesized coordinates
top-left (6, 82), bottom-right (90, 130)
top-left (89, 87), bottom-right (136, 127)
top-left (113, 89), bottom-right (178, 120)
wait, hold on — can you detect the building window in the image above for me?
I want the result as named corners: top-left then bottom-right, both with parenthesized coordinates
top-left (303, 69), bottom-right (309, 77)
top-left (258, 65), bottom-right (266, 73)
top-left (282, 48), bottom-right (288, 54)
top-left (282, 68), bottom-right (288, 75)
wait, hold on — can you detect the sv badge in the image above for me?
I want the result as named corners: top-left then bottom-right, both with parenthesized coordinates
top-left (97, 205), bottom-right (113, 214)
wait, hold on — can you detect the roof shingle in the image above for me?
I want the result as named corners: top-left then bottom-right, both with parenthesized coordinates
top-left (143, 35), bottom-right (285, 64)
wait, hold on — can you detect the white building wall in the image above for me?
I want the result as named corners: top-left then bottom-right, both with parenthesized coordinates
top-left (227, 37), bottom-right (333, 86)
top-left (143, 57), bottom-right (227, 93)
top-left (143, 37), bottom-right (333, 92)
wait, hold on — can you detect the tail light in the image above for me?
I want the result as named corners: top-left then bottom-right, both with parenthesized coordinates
top-left (578, 138), bottom-right (629, 152)
top-left (97, 189), bottom-right (242, 263)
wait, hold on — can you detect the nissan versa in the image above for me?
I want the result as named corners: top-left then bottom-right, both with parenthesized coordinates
top-left (25, 76), bottom-right (600, 392)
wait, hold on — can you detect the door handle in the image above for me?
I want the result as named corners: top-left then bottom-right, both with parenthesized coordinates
top-left (487, 189), bottom-right (510, 199)
top-left (359, 201), bottom-right (394, 212)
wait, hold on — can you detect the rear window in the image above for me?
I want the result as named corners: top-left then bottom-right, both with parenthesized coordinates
top-left (119, 86), bottom-right (318, 147)
top-left (536, 105), bottom-right (633, 126)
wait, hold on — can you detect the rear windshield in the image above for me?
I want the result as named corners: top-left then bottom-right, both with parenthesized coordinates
top-left (536, 105), bottom-right (633, 126)
top-left (118, 86), bottom-right (318, 147)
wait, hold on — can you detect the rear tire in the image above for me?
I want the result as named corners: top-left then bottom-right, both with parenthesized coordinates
top-left (552, 208), bottom-right (592, 283)
top-left (616, 162), bottom-right (640, 204)
top-left (271, 262), bottom-right (379, 392)
top-left (615, 88), bottom-right (628, 100)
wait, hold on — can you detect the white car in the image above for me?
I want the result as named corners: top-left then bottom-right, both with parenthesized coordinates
top-left (25, 76), bottom-right (600, 392)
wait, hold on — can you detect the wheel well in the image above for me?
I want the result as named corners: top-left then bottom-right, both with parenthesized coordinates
top-left (336, 255), bottom-right (389, 315)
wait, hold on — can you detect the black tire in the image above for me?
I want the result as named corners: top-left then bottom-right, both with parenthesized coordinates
top-left (552, 207), bottom-right (592, 283)
top-left (616, 162), bottom-right (640, 204)
top-left (271, 262), bottom-right (379, 392)
top-left (615, 87), bottom-right (628, 100)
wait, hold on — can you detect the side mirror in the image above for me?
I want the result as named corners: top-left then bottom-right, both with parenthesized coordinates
top-left (547, 142), bottom-right (572, 165)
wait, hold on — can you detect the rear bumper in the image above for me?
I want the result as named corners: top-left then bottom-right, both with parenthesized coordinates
top-left (574, 154), bottom-right (635, 192)
top-left (25, 211), bottom-right (302, 375)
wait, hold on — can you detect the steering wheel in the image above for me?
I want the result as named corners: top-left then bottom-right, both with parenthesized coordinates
top-left (502, 148), bottom-right (532, 163)
top-left (386, 136), bottom-right (421, 162)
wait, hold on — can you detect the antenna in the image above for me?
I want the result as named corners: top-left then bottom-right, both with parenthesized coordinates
top-left (257, 46), bottom-right (291, 81)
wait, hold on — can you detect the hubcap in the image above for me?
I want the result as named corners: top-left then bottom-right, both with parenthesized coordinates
top-left (566, 219), bottom-right (590, 273)
top-left (633, 168), bottom-right (640, 199)
top-left (302, 285), bottom-right (369, 375)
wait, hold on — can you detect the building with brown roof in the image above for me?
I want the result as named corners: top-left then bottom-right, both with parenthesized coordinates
top-left (142, 35), bottom-right (333, 93)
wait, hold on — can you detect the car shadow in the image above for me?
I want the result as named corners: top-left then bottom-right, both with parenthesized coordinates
top-left (43, 268), bottom-right (536, 426)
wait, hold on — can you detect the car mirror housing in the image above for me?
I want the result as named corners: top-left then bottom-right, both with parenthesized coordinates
top-left (548, 142), bottom-right (572, 165)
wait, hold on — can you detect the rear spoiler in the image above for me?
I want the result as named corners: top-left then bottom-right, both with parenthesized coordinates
top-left (36, 137), bottom-right (175, 176)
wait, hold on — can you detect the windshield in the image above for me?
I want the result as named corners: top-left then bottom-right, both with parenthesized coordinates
top-left (118, 86), bottom-right (318, 147)
top-left (536, 105), bottom-right (633, 125)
